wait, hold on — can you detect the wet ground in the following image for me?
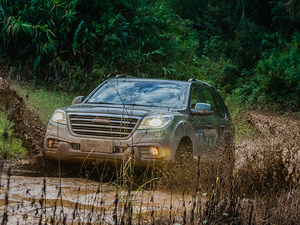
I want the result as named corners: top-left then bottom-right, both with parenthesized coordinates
top-left (0, 165), bottom-right (196, 224)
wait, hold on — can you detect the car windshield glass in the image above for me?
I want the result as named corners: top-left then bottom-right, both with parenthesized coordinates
top-left (87, 80), bottom-right (187, 108)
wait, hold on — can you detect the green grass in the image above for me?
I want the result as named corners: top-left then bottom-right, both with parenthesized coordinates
top-left (226, 96), bottom-right (261, 141)
top-left (10, 81), bottom-right (77, 124)
top-left (0, 112), bottom-right (27, 160)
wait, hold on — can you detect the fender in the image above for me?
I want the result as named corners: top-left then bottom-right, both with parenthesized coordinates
top-left (171, 120), bottom-right (196, 159)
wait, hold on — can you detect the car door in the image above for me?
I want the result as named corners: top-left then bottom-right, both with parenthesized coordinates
top-left (211, 92), bottom-right (232, 144)
top-left (190, 84), bottom-right (219, 156)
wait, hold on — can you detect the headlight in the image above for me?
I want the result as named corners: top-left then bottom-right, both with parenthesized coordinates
top-left (51, 109), bottom-right (67, 125)
top-left (138, 115), bottom-right (174, 129)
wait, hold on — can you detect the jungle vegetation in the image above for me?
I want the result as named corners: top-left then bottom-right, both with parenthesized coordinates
top-left (0, 0), bottom-right (299, 110)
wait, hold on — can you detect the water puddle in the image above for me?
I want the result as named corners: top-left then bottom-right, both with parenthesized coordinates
top-left (0, 172), bottom-right (194, 224)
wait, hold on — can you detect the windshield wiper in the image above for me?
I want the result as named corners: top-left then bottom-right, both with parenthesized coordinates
top-left (125, 103), bottom-right (152, 107)
top-left (87, 101), bottom-right (116, 105)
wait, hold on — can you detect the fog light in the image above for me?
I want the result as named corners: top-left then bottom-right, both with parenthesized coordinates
top-left (149, 146), bottom-right (159, 156)
top-left (154, 132), bottom-right (163, 137)
top-left (47, 139), bottom-right (54, 148)
top-left (71, 143), bottom-right (81, 150)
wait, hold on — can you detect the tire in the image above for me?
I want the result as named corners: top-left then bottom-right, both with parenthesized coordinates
top-left (175, 137), bottom-right (193, 162)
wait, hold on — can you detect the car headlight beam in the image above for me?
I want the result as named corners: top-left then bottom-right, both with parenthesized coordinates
top-left (51, 109), bottom-right (67, 125)
top-left (138, 115), bottom-right (173, 129)
top-left (149, 118), bottom-right (162, 127)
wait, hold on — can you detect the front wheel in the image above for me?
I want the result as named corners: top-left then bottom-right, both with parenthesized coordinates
top-left (175, 137), bottom-right (193, 162)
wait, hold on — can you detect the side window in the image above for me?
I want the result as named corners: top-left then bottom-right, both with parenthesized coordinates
top-left (190, 86), bottom-right (204, 109)
top-left (202, 89), bottom-right (217, 116)
top-left (213, 93), bottom-right (227, 118)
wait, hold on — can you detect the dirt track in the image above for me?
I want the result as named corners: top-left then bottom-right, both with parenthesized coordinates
top-left (1, 76), bottom-right (300, 223)
top-left (0, 170), bottom-right (191, 224)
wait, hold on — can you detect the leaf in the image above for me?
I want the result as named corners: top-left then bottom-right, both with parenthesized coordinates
top-left (34, 55), bottom-right (41, 69)
top-left (73, 21), bottom-right (85, 53)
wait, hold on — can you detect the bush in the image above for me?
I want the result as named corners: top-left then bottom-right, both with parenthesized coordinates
top-left (234, 32), bottom-right (300, 111)
top-left (0, 0), bottom-right (198, 89)
top-left (0, 112), bottom-right (26, 160)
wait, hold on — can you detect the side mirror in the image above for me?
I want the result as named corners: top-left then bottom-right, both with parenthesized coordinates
top-left (191, 103), bottom-right (213, 116)
top-left (72, 96), bottom-right (85, 105)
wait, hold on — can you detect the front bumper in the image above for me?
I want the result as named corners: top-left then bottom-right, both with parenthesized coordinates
top-left (45, 142), bottom-right (145, 166)
top-left (44, 122), bottom-right (175, 166)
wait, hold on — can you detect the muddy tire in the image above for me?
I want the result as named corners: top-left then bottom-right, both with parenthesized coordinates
top-left (175, 137), bottom-right (193, 162)
top-left (154, 137), bottom-right (197, 191)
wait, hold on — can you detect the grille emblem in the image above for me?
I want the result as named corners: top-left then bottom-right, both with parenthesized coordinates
top-left (92, 118), bottom-right (110, 124)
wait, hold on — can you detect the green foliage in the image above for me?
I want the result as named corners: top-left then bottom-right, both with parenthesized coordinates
top-left (271, 0), bottom-right (300, 34)
top-left (171, 0), bottom-right (300, 111)
top-left (0, 0), bottom-right (198, 91)
top-left (0, 0), bottom-right (300, 110)
top-left (234, 32), bottom-right (300, 110)
top-left (0, 112), bottom-right (26, 160)
top-left (192, 56), bottom-right (238, 93)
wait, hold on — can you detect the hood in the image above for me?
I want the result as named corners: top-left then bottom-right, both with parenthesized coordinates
top-left (66, 103), bottom-right (176, 117)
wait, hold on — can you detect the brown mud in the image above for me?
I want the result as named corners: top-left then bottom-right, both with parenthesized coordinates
top-left (0, 170), bottom-right (196, 224)
top-left (235, 110), bottom-right (300, 191)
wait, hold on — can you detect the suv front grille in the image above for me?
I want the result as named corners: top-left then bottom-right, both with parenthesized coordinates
top-left (69, 113), bottom-right (141, 138)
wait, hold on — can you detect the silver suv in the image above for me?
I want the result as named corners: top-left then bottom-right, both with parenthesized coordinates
top-left (44, 75), bottom-right (234, 166)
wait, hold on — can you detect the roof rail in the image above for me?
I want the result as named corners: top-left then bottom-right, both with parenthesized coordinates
top-left (188, 78), bottom-right (213, 88)
top-left (107, 73), bottom-right (136, 79)
top-left (115, 74), bottom-right (136, 79)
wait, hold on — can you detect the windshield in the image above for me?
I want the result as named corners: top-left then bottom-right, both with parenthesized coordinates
top-left (87, 80), bottom-right (188, 108)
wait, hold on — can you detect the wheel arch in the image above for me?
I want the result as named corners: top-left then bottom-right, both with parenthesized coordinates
top-left (172, 121), bottom-right (196, 159)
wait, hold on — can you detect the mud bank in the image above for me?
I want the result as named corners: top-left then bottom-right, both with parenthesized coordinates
top-left (0, 75), bottom-right (46, 157)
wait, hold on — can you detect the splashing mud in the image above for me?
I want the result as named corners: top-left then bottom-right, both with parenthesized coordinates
top-left (235, 111), bottom-right (300, 190)
top-left (0, 75), bottom-right (46, 157)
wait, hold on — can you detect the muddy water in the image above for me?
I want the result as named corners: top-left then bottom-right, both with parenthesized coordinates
top-left (0, 170), bottom-right (195, 224)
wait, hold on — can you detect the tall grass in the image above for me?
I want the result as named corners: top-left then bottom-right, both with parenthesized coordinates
top-left (0, 112), bottom-right (26, 160)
